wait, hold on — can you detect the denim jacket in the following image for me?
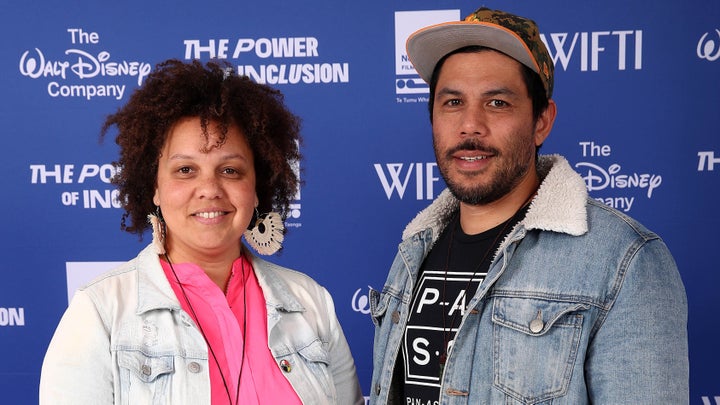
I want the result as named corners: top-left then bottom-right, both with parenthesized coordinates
top-left (40, 244), bottom-right (363, 405)
top-left (370, 155), bottom-right (688, 405)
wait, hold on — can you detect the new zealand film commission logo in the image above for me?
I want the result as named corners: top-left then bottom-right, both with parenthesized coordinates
top-left (394, 9), bottom-right (645, 102)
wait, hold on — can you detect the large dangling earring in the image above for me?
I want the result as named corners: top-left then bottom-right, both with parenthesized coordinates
top-left (148, 206), bottom-right (166, 255)
top-left (244, 208), bottom-right (284, 255)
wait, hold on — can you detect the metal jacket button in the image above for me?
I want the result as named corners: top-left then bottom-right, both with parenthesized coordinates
top-left (529, 310), bottom-right (544, 333)
top-left (392, 310), bottom-right (401, 324)
top-left (188, 362), bottom-right (201, 373)
top-left (280, 359), bottom-right (292, 373)
top-left (141, 364), bottom-right (152, 376)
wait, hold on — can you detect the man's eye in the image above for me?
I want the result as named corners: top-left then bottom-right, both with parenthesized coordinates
top-left (446, 99), bottom-right (461, 106)
top-left (489, 99), bottom-right (508, 107)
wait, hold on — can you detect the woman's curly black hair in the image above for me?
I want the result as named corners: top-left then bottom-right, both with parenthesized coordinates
top-left (100, 59), bottom-right (302, 236)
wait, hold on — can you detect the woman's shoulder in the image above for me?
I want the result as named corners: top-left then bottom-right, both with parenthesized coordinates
top-left (78, 244), bottom-right (159, 296)
top-left (252, 255), bottom-right (323, 289)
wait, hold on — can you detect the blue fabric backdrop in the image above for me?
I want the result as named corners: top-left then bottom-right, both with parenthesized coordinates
top-left (1, 1), bottom-right (719, 403)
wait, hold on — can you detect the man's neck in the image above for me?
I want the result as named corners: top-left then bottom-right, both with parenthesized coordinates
top-left (459, 171), bottom-right (540, 235)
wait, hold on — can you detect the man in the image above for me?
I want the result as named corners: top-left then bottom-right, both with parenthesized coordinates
top-left (370, 7), bottom-right (688, 404)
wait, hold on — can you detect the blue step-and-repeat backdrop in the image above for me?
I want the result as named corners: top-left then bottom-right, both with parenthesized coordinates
top-left (1, 1), bottom-right (719, 403)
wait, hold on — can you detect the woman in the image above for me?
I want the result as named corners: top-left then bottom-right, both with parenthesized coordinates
top-left (39, 59), bottom-right (363, 405)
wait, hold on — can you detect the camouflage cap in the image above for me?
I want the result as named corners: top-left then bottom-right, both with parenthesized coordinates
top-left (406, 7), bottom-right (554, 98)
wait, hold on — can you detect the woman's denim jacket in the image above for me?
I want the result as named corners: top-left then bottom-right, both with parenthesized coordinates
top-left (40, 244), bottom-right (363, 405)
top-left (370, 155), bottom-right (689, 405)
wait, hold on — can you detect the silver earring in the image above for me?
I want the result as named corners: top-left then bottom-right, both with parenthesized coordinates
top-left (148, 206), bottom-right (166, 255)
top-left (244, 209), bottom-right (284, 255)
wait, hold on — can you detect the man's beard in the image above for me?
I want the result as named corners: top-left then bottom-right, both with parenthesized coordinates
top-left (434, 138), bottom-right (533, 206)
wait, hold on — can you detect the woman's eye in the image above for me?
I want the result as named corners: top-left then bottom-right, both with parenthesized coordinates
top-left (178, 166), bottom-right (192, 174)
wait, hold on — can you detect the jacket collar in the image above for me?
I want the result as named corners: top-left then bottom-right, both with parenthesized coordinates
top-left (134, 243), bottom-right (305, 314)
top-left (401, 154), bottom-right (588, 242)
top-left (248, 252), bottom-right (306, 313)
top-left (135, 243), bottom-right (181, 314)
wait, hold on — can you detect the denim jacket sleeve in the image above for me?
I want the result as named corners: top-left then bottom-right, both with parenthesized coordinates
top-left (585, 237), bottom-right (689, 404)
top-left (40, 290), bottom-right (114, 404)
top-left (321, 285), bottom-right (365, 405)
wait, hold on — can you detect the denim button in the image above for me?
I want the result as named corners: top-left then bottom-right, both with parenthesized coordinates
top-left (280, 359), bottom-right (292, 373)
top-left (529, 310), bottom-right (544, 333)
top-left (529, 318), bottom-right (544, 333)
top-left (392, 311), bottom-right (400, 324)
top-left (141, 364), bottom-right (152, 376)
top-left (188, 362), bottom-right (201, 373)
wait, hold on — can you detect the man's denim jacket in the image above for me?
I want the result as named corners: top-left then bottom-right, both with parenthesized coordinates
top-left (370, 155), bottom-right (688, 405)
top-left (40, 244), bottom-right (363, 405)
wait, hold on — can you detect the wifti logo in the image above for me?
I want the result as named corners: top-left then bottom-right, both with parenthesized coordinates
top-left (393, 10), bottom-right (460, 102)
top-left (374, 162), bottom-right (442, 200)
top-left (697, 29), bottom-right (720, 61)
top-left (541, 30), bottom-right (643, 71)
top-left (702, 396), bottom-right (720, 405)
top-left (351, 287), bottom-right (371, 315)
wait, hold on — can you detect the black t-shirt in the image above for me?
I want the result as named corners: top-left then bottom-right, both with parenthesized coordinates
top-left (398, 209), bottom-right (527, 404)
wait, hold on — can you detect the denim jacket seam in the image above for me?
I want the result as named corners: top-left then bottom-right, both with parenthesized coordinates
top-left (83, 287), bottom-right (114, 335)
top-left (488, 290), bottom-right (604, 309)
top-left (589, 235), bottom-right (653, 340)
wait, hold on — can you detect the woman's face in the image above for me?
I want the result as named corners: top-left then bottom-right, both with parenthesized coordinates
top-left (153, 117), bottom-right (256, 263)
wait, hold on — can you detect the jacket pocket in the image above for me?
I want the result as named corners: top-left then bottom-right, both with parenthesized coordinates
top-left (300, 339), bottom-right (334, 394)
top-left (117, 350), bottom-right (174, 405)
top-left (491, 296), bottom-right (587, 404)
top-left (278, 339), bottom-right (335, 404)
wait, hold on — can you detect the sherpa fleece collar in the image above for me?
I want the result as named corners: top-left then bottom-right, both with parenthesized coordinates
top-left (401, 154), bottom-right (588, 242)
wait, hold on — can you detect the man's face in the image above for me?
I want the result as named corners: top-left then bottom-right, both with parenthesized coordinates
top-left (432, 50), bottom-right (549, 205)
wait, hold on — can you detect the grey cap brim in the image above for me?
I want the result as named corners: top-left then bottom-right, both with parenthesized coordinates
top-left (407, 21), bottom-right (540, 84)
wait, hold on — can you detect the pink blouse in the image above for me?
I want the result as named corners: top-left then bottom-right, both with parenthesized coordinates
top-left (161, 255), bottom-right (302, 405)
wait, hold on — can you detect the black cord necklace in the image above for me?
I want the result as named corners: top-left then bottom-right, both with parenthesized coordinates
top-left (165, 253), bottom-right (246, 405)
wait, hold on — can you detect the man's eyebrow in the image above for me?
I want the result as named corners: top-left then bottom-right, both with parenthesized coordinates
top-left (436, 86), bottom-right (519, 98)
top-left (435, 87), bottom-right (463, 97)
top-left (483, 87), bottom-right (519, 97)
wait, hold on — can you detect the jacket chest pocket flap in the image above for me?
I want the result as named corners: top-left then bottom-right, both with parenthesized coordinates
top-left (118, 350), bottom-right (175, 383)
top-left (491, 296), bottom-right (588, 404)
